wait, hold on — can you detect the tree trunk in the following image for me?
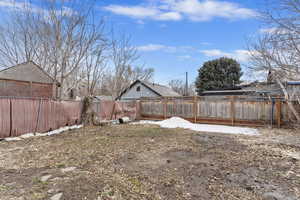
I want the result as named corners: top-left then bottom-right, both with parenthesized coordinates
top-left (80, 96), bottom-right (103, 126)
top-left (59, 77), bottom-right (64, 100)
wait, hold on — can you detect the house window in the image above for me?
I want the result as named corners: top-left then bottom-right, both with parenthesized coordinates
top-left (136, 86), bottom-right (141, 92)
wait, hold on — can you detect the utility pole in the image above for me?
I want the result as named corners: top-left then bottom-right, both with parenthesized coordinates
top-left (185, 72), bottom-right (188, 96)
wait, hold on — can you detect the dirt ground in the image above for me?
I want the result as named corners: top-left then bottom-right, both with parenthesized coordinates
top-left (0, 124), bottom-right (299, 200)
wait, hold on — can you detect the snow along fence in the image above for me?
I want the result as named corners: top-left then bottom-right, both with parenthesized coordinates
top-left (139, 96), bottom-right (300, 127)
top-left (135, 117), bottom-right (259, 136)
top-left (0, 97), bottom-right (82, 138)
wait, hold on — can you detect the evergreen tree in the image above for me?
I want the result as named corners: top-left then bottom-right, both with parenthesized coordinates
top-left (195, 57), bottom-right (243, 95)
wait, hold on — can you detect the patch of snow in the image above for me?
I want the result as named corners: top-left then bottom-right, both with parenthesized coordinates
top-left (47, 125), bottom-right (82, 136)
top-left (4, 137), bottom-right (22, 141)
top-left (4, 125), bottom-right (83, 142)
top-left (19, 133), bottom-right (35, 139)
top-left (286, 152), bottom-right (300, 160)
top-left (40, 175), bottom-right (52, 182)
top-left (35, 133), bottom-right (49, 137)
top-left (50, 193), bottom-right (63, 200)
top-left (61, 167), bottom-right (76, 173)
top-left (134, 117), bottom-right (259, 136)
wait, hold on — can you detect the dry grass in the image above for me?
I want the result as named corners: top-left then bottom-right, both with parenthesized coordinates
top-left (0, 124), bottom-right (299, 200)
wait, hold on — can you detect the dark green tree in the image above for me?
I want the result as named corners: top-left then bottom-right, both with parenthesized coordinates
top-left (195, 57), bottom-right (243, 95)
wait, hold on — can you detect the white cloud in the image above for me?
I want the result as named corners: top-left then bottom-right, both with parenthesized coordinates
top-left (0, 0), bottom-right (41, 12)
top-left (259, 27), bottom-right (291, 35)
top-left (104, 5), bottom-right (158, 18)
top-left (0, 0), bottom-right (76, 17)
top-left (155, 11), bottom-right (182, 20)
top-left (136, 44), bottom-right (194, 53)
top-left (0, 0), bottom-right (23, 9)
top-left (103, 5), bottom-right (182, 21)
top-left (103, 0), bottom-right (257, 22)
top-left (137, 44), bottom-right (252, 62)
top-left (137, 44), bottom-right (167, 51)
top-left (201, 49), bottom-right (252, 62)
top-left (259, 27), bottom-right (277, 34)
top-left (201, 49), bottom-right (229, 57)
top-left (233, 50), bottom-right (252, 62)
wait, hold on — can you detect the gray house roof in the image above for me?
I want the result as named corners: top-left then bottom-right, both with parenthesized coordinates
top-left (142, 81), bottom-right (181, 97)
top-left (0, 61), bottom-right (55, 84)
top-left (117, 80), bottom-right (180, 100)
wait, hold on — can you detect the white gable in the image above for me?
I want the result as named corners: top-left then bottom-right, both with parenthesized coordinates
top-left (120, 82), bottom-right (159, 100)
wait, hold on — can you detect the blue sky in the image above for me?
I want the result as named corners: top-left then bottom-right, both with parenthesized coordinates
top-left (99, 0), bottom-right (265, 84)
top-left (0, 0), bottom-right (267, 85)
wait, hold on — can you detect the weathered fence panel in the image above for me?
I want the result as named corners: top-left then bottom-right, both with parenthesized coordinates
top-left (11, 98), bottom-right (40, 137)
top-left (0, 98), bottom-right (11, 138)
top-left (0, 98), bottom-right (139, 138)
top-left (0, 98), bottom-right (82, 138)
top-left (141, 100), bottom-right (164, 117)
top-left (93, 100), bottom-right (138, 121)
top-left (140, 96), bottom-right (297, 127)
top-left (198, 98), bottom-right (231, 119)
top-left (167, 99), bottom-right (194, 118)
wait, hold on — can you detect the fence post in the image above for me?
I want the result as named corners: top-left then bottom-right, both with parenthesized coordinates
top-left (276, 99), bottom-right (282, 128)
top-left (231, 96), bottom-right (236, 126)
top-left (139, 100), bottom-right (142, 119)
top-left (35, 98), bottom-right (42, 134)
top-left (194, 96), bottom-right (198, 123)
top-left (110, 102), bottom-right (116, 120)
top-left (135, 100), bottom-right (138, 120)
top-left (163, 97), bottom-right (167, 119)
top-left (9, 98), bottom-right (12, 137)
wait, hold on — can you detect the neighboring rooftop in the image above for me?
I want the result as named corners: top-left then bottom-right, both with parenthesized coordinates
top-left (0, 61), bottom-right (55, 84)
top-left (117, 79), bottom-right (181, 100)
top-left (141, 81), bottom-right (181, 97)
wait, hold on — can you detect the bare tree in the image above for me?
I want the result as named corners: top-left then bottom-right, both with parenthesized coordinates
top-left (168, 79), bottom-right (196, 96)
top-left (248, 0), bottom-right (300, 122)
top-left (0, 0), bottom-right (108, 99)
top-left (83, 37), bottom-right (108, 96)
top-left (104, 34), bottom-right (154, 99)
top-left (0, 0), bottom-right (154, 100)
top-left (168, 79), bottom-right (185, 95)
top-left (0, 3), bottom-right (40, 67)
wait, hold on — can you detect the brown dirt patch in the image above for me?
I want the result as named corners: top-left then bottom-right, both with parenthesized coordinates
top-left (0, 124), bottom-right (299, 199)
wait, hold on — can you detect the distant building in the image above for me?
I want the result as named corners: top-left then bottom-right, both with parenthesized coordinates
top-left (0, 61), bottom-right (58, 98)
top-left (117, 80), bottom-right (181, 101)
top-left (201, 81), bottom-right (300, 98)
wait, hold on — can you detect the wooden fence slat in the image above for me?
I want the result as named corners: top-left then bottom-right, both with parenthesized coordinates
top-left (194, 96), bottom-right (197, 123)
top-left (276, 99), bottom-right (282, 128)
top-left (163, 98), bottom-right (167, 119)
top-left (231, 96), bottom-right (236, 126)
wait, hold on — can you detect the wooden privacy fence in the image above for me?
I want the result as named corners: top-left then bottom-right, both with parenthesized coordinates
top-left (0, 97), bottom-right (82, 138)
top-left (139, 96), bottom-right (299, 127)
top-left (1, 96), bottom-right (298, 138)
top-left (92, 100), bottom-right (138, 121)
